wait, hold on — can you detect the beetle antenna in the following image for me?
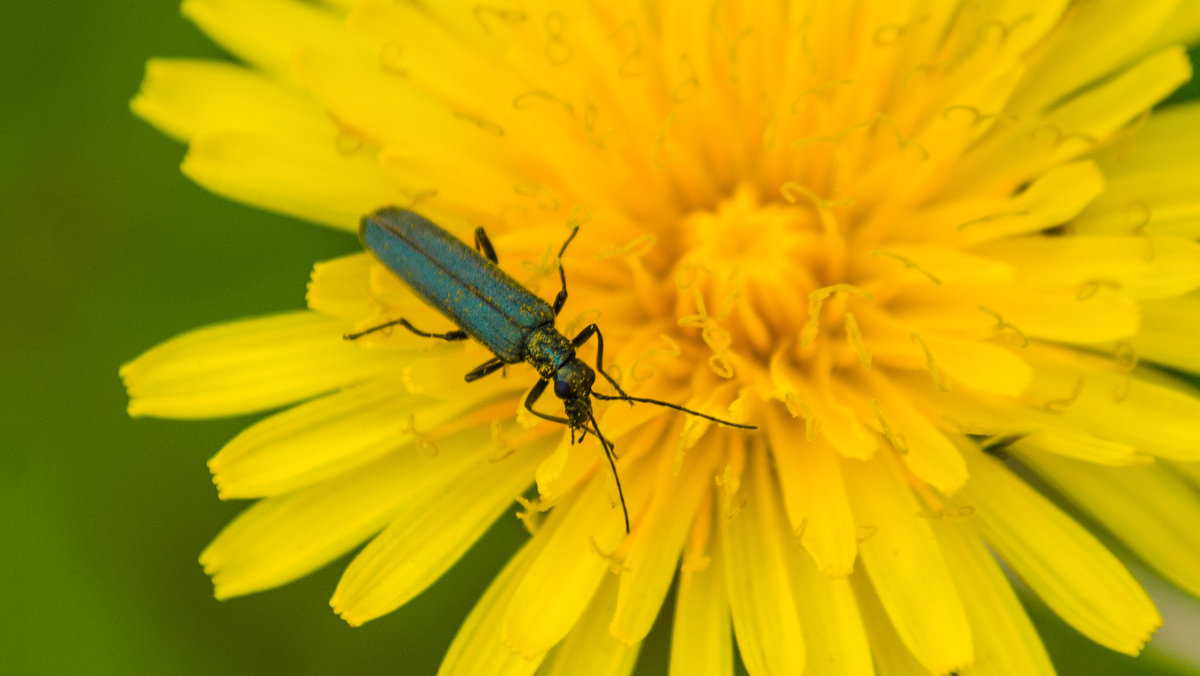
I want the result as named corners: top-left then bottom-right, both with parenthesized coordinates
top-left (590, 391), bottom-right (757, 430)
top-left (588, 411), bottom-right (630, 534)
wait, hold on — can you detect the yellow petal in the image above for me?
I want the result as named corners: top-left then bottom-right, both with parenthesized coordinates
top-left (182, 0), bottom-right (366, 81)
top-left (1017, 452), bottom-right (1200, 599)
top-left (210, 377), bottom-right (502, 498)
top-left (1044, 46), bottom-right (1192, 163)
top-left (344, 2), bottom-right (637, 217)
top-left (843, 452), bottom-right (973, 674)
top-left (949, 161), bottom-right (1105, 245)
top-left (609, 445), bottom-right (715, 643)
top-left (1008, 0), bottom-right (1182, 113)
top-left (914, 333), bottom-right (1032, 398)
top-left (865, 245), bottom-right (1015, 286)
top-left (305, 253), bottom-right (374, 319)
top-left (535, 414), bottom-right (664, 506)
top-left (767, 408), bottom-right (857, 576)
top-left (201, 447), bottom-right (455, 599)
top-left (957, 446), bottom-right (1161, 655)
top-left (1076, 103), bottom-right (1200, 237)
top-left (1024, 349), bottom-right (1200, 462)
top-left (1144, 0), bottom-right (1200, 50)
top-left (293, 38), bottom-right (515, 167)
top-left (849, 572), bottom-right (935, 676)
top-left (952, 46), bottom-right (1188, 198)
top-left (975, 234), bottom-right (1200, 299)
top-left (538, 576), bottom-right (639, 676)
top-left (346, 0), bottom-right (526, 119)
top-left (769, 351), bottom-right (877, 459)
top-left (534, 393), bottom-right (681, 505)
top-left (1011, 426), bottom-right (1149, 467)
top-left (915, 378), bottom-right (1149, 466)
top-left (378, 149), bottom-right (569, 229)
top-left (788, 547), bottom-right (874, 676)
top-left (1097, 102), bottom-right (1200, 174)
top-left (1133, 291), bottom-right (1200, 374)
top-left (933, 520), bottom-right (1055, 676)
top-left (863, 1), bottom-right (1067, 169)
top-left (438, 541), bottom-right (547, 676)
top-left (719, 447), bottom-right (806, 676)
top-left (503, 460), bottom-right (649, 657)
top-left (975, 284), bottom-right (1138, 344)
top-left (670, 498), bottom-right (732, 676)
top-left (533, 434), bottom-right (588, 502)
top-left (332, 431), bottom-right (550, 626)
top-left (817, 391), bottom-right (882, 460)
top-left (132, 59), bottom-right (327, 143)
top-left (861, 372), bottom-right (968, 494)
top-left (121, 311), bottom-right (396, 418)
top-left (183, 130), bottom-right (403, 231)
top-left (973, 1), bottom-right (1073, 61)
top-left (1172, 460), bottom-right (1200, 488)
top-left (1076, 173), bottom-right (1200, 238)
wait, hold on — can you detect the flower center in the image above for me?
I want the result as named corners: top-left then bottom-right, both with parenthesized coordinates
top-left (667, 185), bottom-right (871, 375)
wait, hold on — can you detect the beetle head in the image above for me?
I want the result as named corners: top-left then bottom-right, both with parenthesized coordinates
top-left (552, 358), bottom-right (596, 430)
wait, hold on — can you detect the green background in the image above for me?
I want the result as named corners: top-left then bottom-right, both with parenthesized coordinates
top-left (2, 3), bottom-right (1198, 674)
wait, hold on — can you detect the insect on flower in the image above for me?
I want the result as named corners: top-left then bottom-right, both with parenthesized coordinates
top-left (347, 207), bottom-right (757, 531)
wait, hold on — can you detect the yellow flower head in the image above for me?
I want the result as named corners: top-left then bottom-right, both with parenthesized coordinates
top-left (123, 1), bottom-right (1200, 673)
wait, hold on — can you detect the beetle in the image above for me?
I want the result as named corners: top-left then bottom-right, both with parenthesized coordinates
top-left (347, 207), bottom-right (755, 531)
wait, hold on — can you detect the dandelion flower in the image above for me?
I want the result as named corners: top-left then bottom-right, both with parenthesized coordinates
top-left (122, 1), bottom-right (1200, 674)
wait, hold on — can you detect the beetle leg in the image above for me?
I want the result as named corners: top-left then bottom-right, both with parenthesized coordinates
top-left (571, 323), bottom-right (631, 401)
top-left (464, 357), bottom-right (507, 382)
top-left (473, 227), bottom-right (499, 264)
top-left (551, 226), bottom-right (579, 315)
top-left (523, 378), bottom-right (573, 426)
top-left (345, 319), bottom-right (468, 342)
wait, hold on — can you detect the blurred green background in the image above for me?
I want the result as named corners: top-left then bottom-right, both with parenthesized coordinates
top-left (2, 3), bottom-right (1199, 675)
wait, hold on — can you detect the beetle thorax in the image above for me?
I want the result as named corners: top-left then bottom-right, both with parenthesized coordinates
top-left (523, 325), bottom-right (575, 380)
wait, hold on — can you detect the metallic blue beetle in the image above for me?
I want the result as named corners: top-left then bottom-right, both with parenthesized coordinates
top-left (349, 207), bottom-right (755, 531)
